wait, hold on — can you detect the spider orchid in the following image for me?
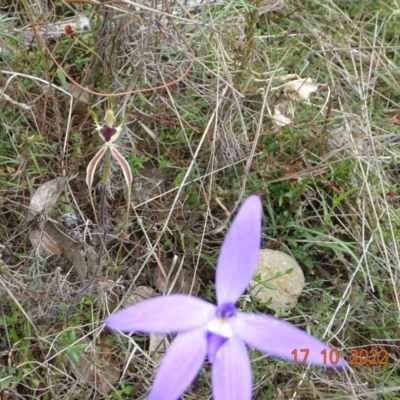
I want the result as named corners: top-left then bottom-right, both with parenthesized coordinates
top-left (86, 109), bottom-right (133, 208)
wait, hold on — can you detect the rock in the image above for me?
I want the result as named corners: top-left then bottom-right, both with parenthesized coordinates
top-left (122, 285), bottom-right (157, 308)
top-left (132, 168), bottom-right (166, 204)
top-left (249, 249), bottom-right (305, 311)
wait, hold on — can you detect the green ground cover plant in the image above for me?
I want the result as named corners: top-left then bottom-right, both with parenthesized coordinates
top-left (0, 0), bottom-right (399, 399)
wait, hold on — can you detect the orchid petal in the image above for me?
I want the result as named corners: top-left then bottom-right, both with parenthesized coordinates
top-left (149, 328), bottom-right (207, 400)
top-left (105, 294), bottom-right (215, 333)
top-left (88, 108), bottom-right (99, 125)
top-left (100, 126), bottom-right (117, 142)
top-left (108, 126), bottom-right (122, 143)
top-left (86, 146), bottom-right (107, 191)
top-left (100, 110), bottom-right (122, 142)
top-left (110, 147), bottom-right (132, 190)
top-left (216, 195), bottom-right (262, 304)
top-left (212, 335), bottom-right (252, 400)
top-left (206, 332), bottom-right (227, 363)
top-left (104, 109), bottom-right (115, 127)
top-left (234, 312), bottom-right (345, 367)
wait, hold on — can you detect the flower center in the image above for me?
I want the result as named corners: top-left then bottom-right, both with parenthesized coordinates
top-left (215, 302), bottom-right (236, 319)
top-left (100, 126), bottom-right (117, 142)
top-left (207, 302), bottom-right (236, 338)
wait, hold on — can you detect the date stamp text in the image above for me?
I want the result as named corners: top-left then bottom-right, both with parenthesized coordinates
top-left (291, 348), bottom-right (388, 365)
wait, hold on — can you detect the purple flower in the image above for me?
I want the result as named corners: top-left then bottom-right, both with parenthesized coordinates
top-left (105, 195), bottom-right (345, 400)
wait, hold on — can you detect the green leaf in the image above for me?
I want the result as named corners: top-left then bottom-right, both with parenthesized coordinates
top-left (284, 268), bottom-right (293, 275)
top-left (262, 282), bottom-right (278, 290)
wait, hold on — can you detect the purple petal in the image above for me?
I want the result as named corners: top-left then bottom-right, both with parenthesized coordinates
top-left (149, 328), bottom-right (207, 400)
top-left (206, 332), bottom-right (227, 363)
top-left (212, 335), bottom-right (252, 400)
top-left (105, 294), bottom-right (215, 333)
top-left (234, 312), bottom-right (345, 367)
top-left (216, 195), bottom-right (262, 304)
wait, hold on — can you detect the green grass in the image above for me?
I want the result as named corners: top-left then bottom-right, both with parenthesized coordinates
top-left (1, 0), bottom-right (400, 398)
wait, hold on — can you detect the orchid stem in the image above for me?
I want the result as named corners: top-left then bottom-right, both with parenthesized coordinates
top-left (100, 181), bottom-right (107, 235)
top-left (103, 148), bottom-right (111, 183)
